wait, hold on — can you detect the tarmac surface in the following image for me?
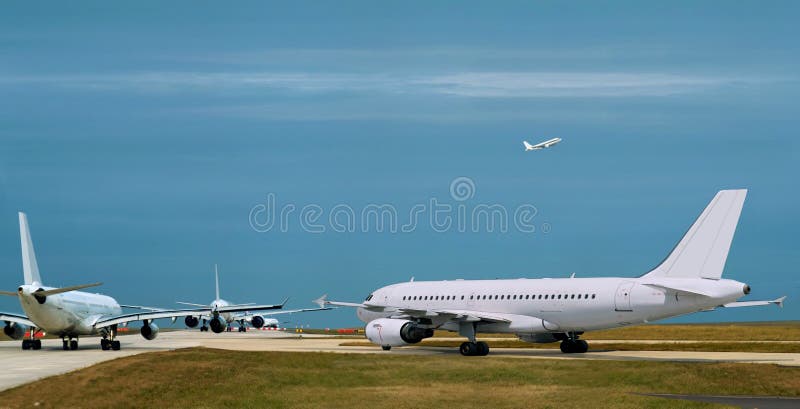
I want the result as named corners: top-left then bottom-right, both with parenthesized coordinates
top-left (1, 330), bottom-right (799, 392)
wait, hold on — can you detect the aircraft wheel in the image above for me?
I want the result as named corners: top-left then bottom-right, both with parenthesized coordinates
top-left (101, 339), bottom-right (110, 350)
top-left (21, 340), bottom-right (31, 350)
top-left (33, 339), bottom-right (42, 350)
top-left (560, 340), bottom-right (574, 353)
top-left (381, 345), bottom-right (392, 351)
top-left (111, 341), bottom-right (121, 351)
top-left (70, 340), bottom-right (78, 350)
top-left (62, 340), bottom-right (69, 350)
top-left (576, 340), bottom-right (589, 353)
top-left (460, 342), bottom-right (477, 356)
top-left (476, 341), bottom-right (490, 356)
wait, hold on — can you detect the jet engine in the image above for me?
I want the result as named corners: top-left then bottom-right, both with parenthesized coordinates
top-left (250, 316), bottom-right (265, 329)
top-left (209, 316), bottom-right (228, 333)
top-left (184, 316), bottom-right (199, 328)
top-left (365, 318), bottom-right (433, 347)
top-left (3, 322), bottom-right (27, 340)
top-left (140, 321), bottom-right (159, 340)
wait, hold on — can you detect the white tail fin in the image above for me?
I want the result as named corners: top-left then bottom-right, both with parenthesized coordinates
top-left (19, 212), bottom-right (42, 285)
top-left (642, 190), bottom-right (747, 280)
top-left (214, 264), bottom-right (220, 300)
top-left (523, 141), bottom-right (534, 150)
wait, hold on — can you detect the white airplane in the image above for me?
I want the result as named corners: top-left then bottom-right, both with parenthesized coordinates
top-left (316, 190), bottom-right (786, 356)
top-left (0, 212), bottom-right (292, 351)
top-left (524, 137), bottom-right (561, 151)
top-left (177, 264), bottom-right (327, 332)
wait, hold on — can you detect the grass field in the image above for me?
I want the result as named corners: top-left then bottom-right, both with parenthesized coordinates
top-left (1, 348), bottom-right (798, 409)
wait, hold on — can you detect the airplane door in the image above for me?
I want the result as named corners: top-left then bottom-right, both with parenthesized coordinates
top-left (614, 281), bottom-right (635, 311)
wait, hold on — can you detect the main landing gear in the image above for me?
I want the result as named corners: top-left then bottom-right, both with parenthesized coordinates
top-left (200, 318), bottom-right (208, 332)
top-left (21, 328), bottom-right (42, 350)
top-left (100, 325), bottom-right (121, 351)
top-left (559, 333), bottom-right (589, 354)
top-left (238, 320), bottom-right (247, 332)
top-left (459, 341), bottom-right (490, 356)
top-left (458, 322), bottom-right (490, 356)
top-left (100, 338), bottom-right (121, 351)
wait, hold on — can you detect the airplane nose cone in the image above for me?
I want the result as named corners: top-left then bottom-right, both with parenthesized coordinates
top-left (743, 284), bottom-right (751, 295)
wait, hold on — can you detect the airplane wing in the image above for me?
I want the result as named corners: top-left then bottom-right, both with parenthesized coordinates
top-left (315, 295), bottom-right (524, 325)
top-left (120, 304), bottom-right (165, 311)
top-left (232, 307), bottom-right (333, 321)
top-left (94, 302), bottom-right (285, 328)
top-left (0, 312), bottom-right (35, 327)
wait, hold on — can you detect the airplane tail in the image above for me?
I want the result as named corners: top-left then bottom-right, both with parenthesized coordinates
top-left (523, 141), bottom-right (534, 150)
top-left (641, 190), bottom-right (747, 280)
top-left (214, 264), bottom-right (220, 300)
top-left (19, 212), bottom-right (42, 285)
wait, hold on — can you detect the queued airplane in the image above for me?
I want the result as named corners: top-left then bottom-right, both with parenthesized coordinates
top-left (0, 213), bottom-right (296, 351)
top-left (524, 137), bottom-right (561, 151)
top-left (316, 190), bottom-right (786, 356)
top-left (176, 264), bottom-right (328, 332)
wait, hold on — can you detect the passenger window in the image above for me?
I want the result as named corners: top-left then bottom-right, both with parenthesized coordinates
top-left (577, 294), bottom-right (581, 299)
top-left (525, 295), bottom-right (530, 300)
top-left (592, 294), bottom-right (596, 299)
top-left (557, 294), bottom-right (562, 299)
top-left (571, 294), bottom-right (575, 299)
top-left (500, 295), bottom-right (505, 300)
top-left (461, 295), bottom-right (465, 300)
top-left (544, 295), bottom-right (549, 300)
top-left (585, 294), bottom-right (589, 299)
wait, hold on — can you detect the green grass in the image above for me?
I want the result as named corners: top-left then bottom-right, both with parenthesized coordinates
top-left (1, 348), bottom-right (798, 408)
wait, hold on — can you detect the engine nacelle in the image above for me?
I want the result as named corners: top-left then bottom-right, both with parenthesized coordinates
top-left (140, 322), bottom-right (159, 340)
top-left (250, 316), bottom-right (265, 329)
top-left (209, 316), bottom-right (228, 333)
top-left (3, 323), bottom-right (27, 340)
top-left (365, 318), bottom-right (433, 347)
top-left (184, 316), bottom-right (199, 328)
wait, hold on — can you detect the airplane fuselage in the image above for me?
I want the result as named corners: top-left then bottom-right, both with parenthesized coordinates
top-left (356, 276), bottom-right (747, 334)
top-left (17, 284), bottom-right (122, 337)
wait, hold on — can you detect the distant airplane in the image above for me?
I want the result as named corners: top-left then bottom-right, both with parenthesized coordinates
top-left (176, 265), bottom-right (328, 332)
top-left (524, 137), bottom-right (561, 151)
top-left (316, 190), bottom-right (786, 356)
top-left (0, 213), bottom-right (289, 351)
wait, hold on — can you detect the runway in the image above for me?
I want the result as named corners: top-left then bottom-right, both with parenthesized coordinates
top-left (1, 330), bottom-right (799, 391)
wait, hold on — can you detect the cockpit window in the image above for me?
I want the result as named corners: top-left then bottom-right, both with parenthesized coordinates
top-left (365, 294), bottom-right (373, 301)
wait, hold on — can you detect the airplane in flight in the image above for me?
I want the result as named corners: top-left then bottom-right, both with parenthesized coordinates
top-left (177, 264), bottom-right (328, 332)
top-left (524, 138), bottom-right (561, 151)
top-left (316, 190), bottom-right (786, 356)
top-left (0, 212), bottom-right (299, 351)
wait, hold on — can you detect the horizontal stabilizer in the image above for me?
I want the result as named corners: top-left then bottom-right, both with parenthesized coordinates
top-left (722, 296), bottom-right (786, 308)
top-left (35, 282), bottom-right (103, 297)
top-left (0, 290), bottom-right (17, 297)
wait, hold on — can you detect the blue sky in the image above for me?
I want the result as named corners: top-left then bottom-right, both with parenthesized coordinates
top-left (1, 1), bottom-right (798, 328)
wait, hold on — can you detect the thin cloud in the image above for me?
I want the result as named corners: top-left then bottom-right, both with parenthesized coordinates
top-left (0, 71), bottom-right (769, 98)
